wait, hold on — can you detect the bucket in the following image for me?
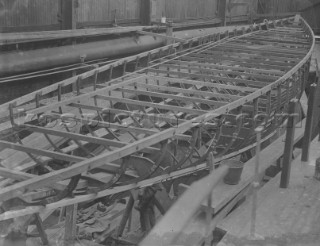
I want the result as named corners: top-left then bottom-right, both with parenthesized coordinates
top-left (222, 159), bottom-right (244, 185)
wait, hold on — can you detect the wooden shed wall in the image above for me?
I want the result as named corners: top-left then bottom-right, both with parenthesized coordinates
top-left (77, 0), bottom-right (141, 27)
top-left (302, 4), bottom-right (320, 34)
top-left (226, 0), bottom-right (257, 19)
top-left (164, 0), bottom-right (218, 21)
top-left (0, 0), bottom-right (257, 33)
top-left (0, 0), bottom-right (60, 32)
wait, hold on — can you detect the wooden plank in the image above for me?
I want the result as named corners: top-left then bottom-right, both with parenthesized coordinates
top-left (302, 83), bottom-right (318, 161)
top-left (64, 204), bottom-right (78, 246)
top-left (205, 48), bottom-right (302, 62)
top-left (146, 68), bottom-right (269, 87)
top-left (20, 124), bottom-right (130, 148)
top-left (68, 102), bottom-right (186, 125)
top-left (34, 213), bottom-right (49, 245)
top-left (164, 59), bottom-right (285, 76)
top-left (95, 94), bottom-right (208, 115)
top-left (139, 165), bottom-right (229, 246)
top-left (147, 74), bottom-right (258, 92)
top-left (280, 99), bottom-right (298, 188)
top-left (0, 140), bottom-right (85, 163)
top-left (189, 52), bottom-right (298, 67)
top-left (158, 63), bottom-right (280, 81)
top-left (180, 55), bottom-right (290, 71)
top-left (118, 87), bottom-right (226, 107)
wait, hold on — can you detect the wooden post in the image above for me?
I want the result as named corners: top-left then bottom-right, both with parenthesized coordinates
top-left (250, 126), bottom-right (263, 239)
top-left (140, 0), bottom-right (151, 25)
top-left (280, 99), bottom-right (298, 188)
top-left (115, 195), bottom-right (134, 237)
top-left (301, 84), bottom-right (317, 162)
top-left (205, 152), bottom-right (214, 246)
top-left (34, 214), bottom-right (49, 245)
top-left (219, 0), bottom-right (227, 26)
top-left (64, 204), bottom-right (78, 246)
top-left (166, 21), bottom-right (173, 45)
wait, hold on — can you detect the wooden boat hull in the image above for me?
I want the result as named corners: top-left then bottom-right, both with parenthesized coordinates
top-left (0, 15), bottom-right (315, 244)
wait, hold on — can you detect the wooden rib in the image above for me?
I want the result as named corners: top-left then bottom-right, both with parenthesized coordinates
top-left (95, 95), bottom-right (208, 115)
top-left (205, 47), bottom-right (303, 61)
top-left (203, 49), bottom-right (301, 62)
top-left (183, 54), bottom-right (294, 68)
top-left (147, 75), bottom-right (258, 92)
top-left (68, 103), bottom-right (186, 125)
top-left (19, 124), bottom-right (129, 148)
top-left (163, 59), bottom-right (285, 76)
top-left (0, 167), bottom-right (36, 181)
top-left (179, 55), bottom-right (290, 71)
top-left (188, 53), bottom-right (297, 67)
top-left (146, 68), bottom-right (269, 87)
top-left (118, 87), bottom-right (227, 108)
top-left (222, 42), bottom-right (307, 55)
top-left (133, 82), bottom-right (238, 102)
top-left (27, 76), bottom-right (144, 116)
top-left (158, 63), bottom-right (279, 81)
top-left (0, 140), bottom-right (85, 163)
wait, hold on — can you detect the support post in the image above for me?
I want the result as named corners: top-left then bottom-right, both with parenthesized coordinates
top-left (280, 99), bottom-right (298, 188)
top-left (219, 0), bottom-right (227, 26)
top-left (34, 214), bottom-right (49, 245)
top-left (166, 21), bottom-right (173, 45)
top-left (250, 126), bottom-right (263, 239)
top-left (205, 152), bottom-right (214, 246)
top-left (301, 84), bottom-right (317, 162)
top-left (64, 204), bottom-right (78, 246)
top-left (115, 195), bottom-right (134, 237)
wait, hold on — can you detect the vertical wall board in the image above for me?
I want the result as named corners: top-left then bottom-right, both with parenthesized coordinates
top-left (162, 0), bottom-right (218, 22)
top-left (226, 0), bottom-right (257, 19)
top-left (77, 0), bottom-right (140, 26)
top-left (0, 0), bottom-right (59, 31)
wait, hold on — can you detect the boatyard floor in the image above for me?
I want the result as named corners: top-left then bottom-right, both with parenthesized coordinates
top-left (217, 137), bottom-right (320, 246)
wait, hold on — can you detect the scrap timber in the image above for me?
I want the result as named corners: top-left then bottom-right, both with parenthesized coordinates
top-left (0, 15), bottom-right (315, 245)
